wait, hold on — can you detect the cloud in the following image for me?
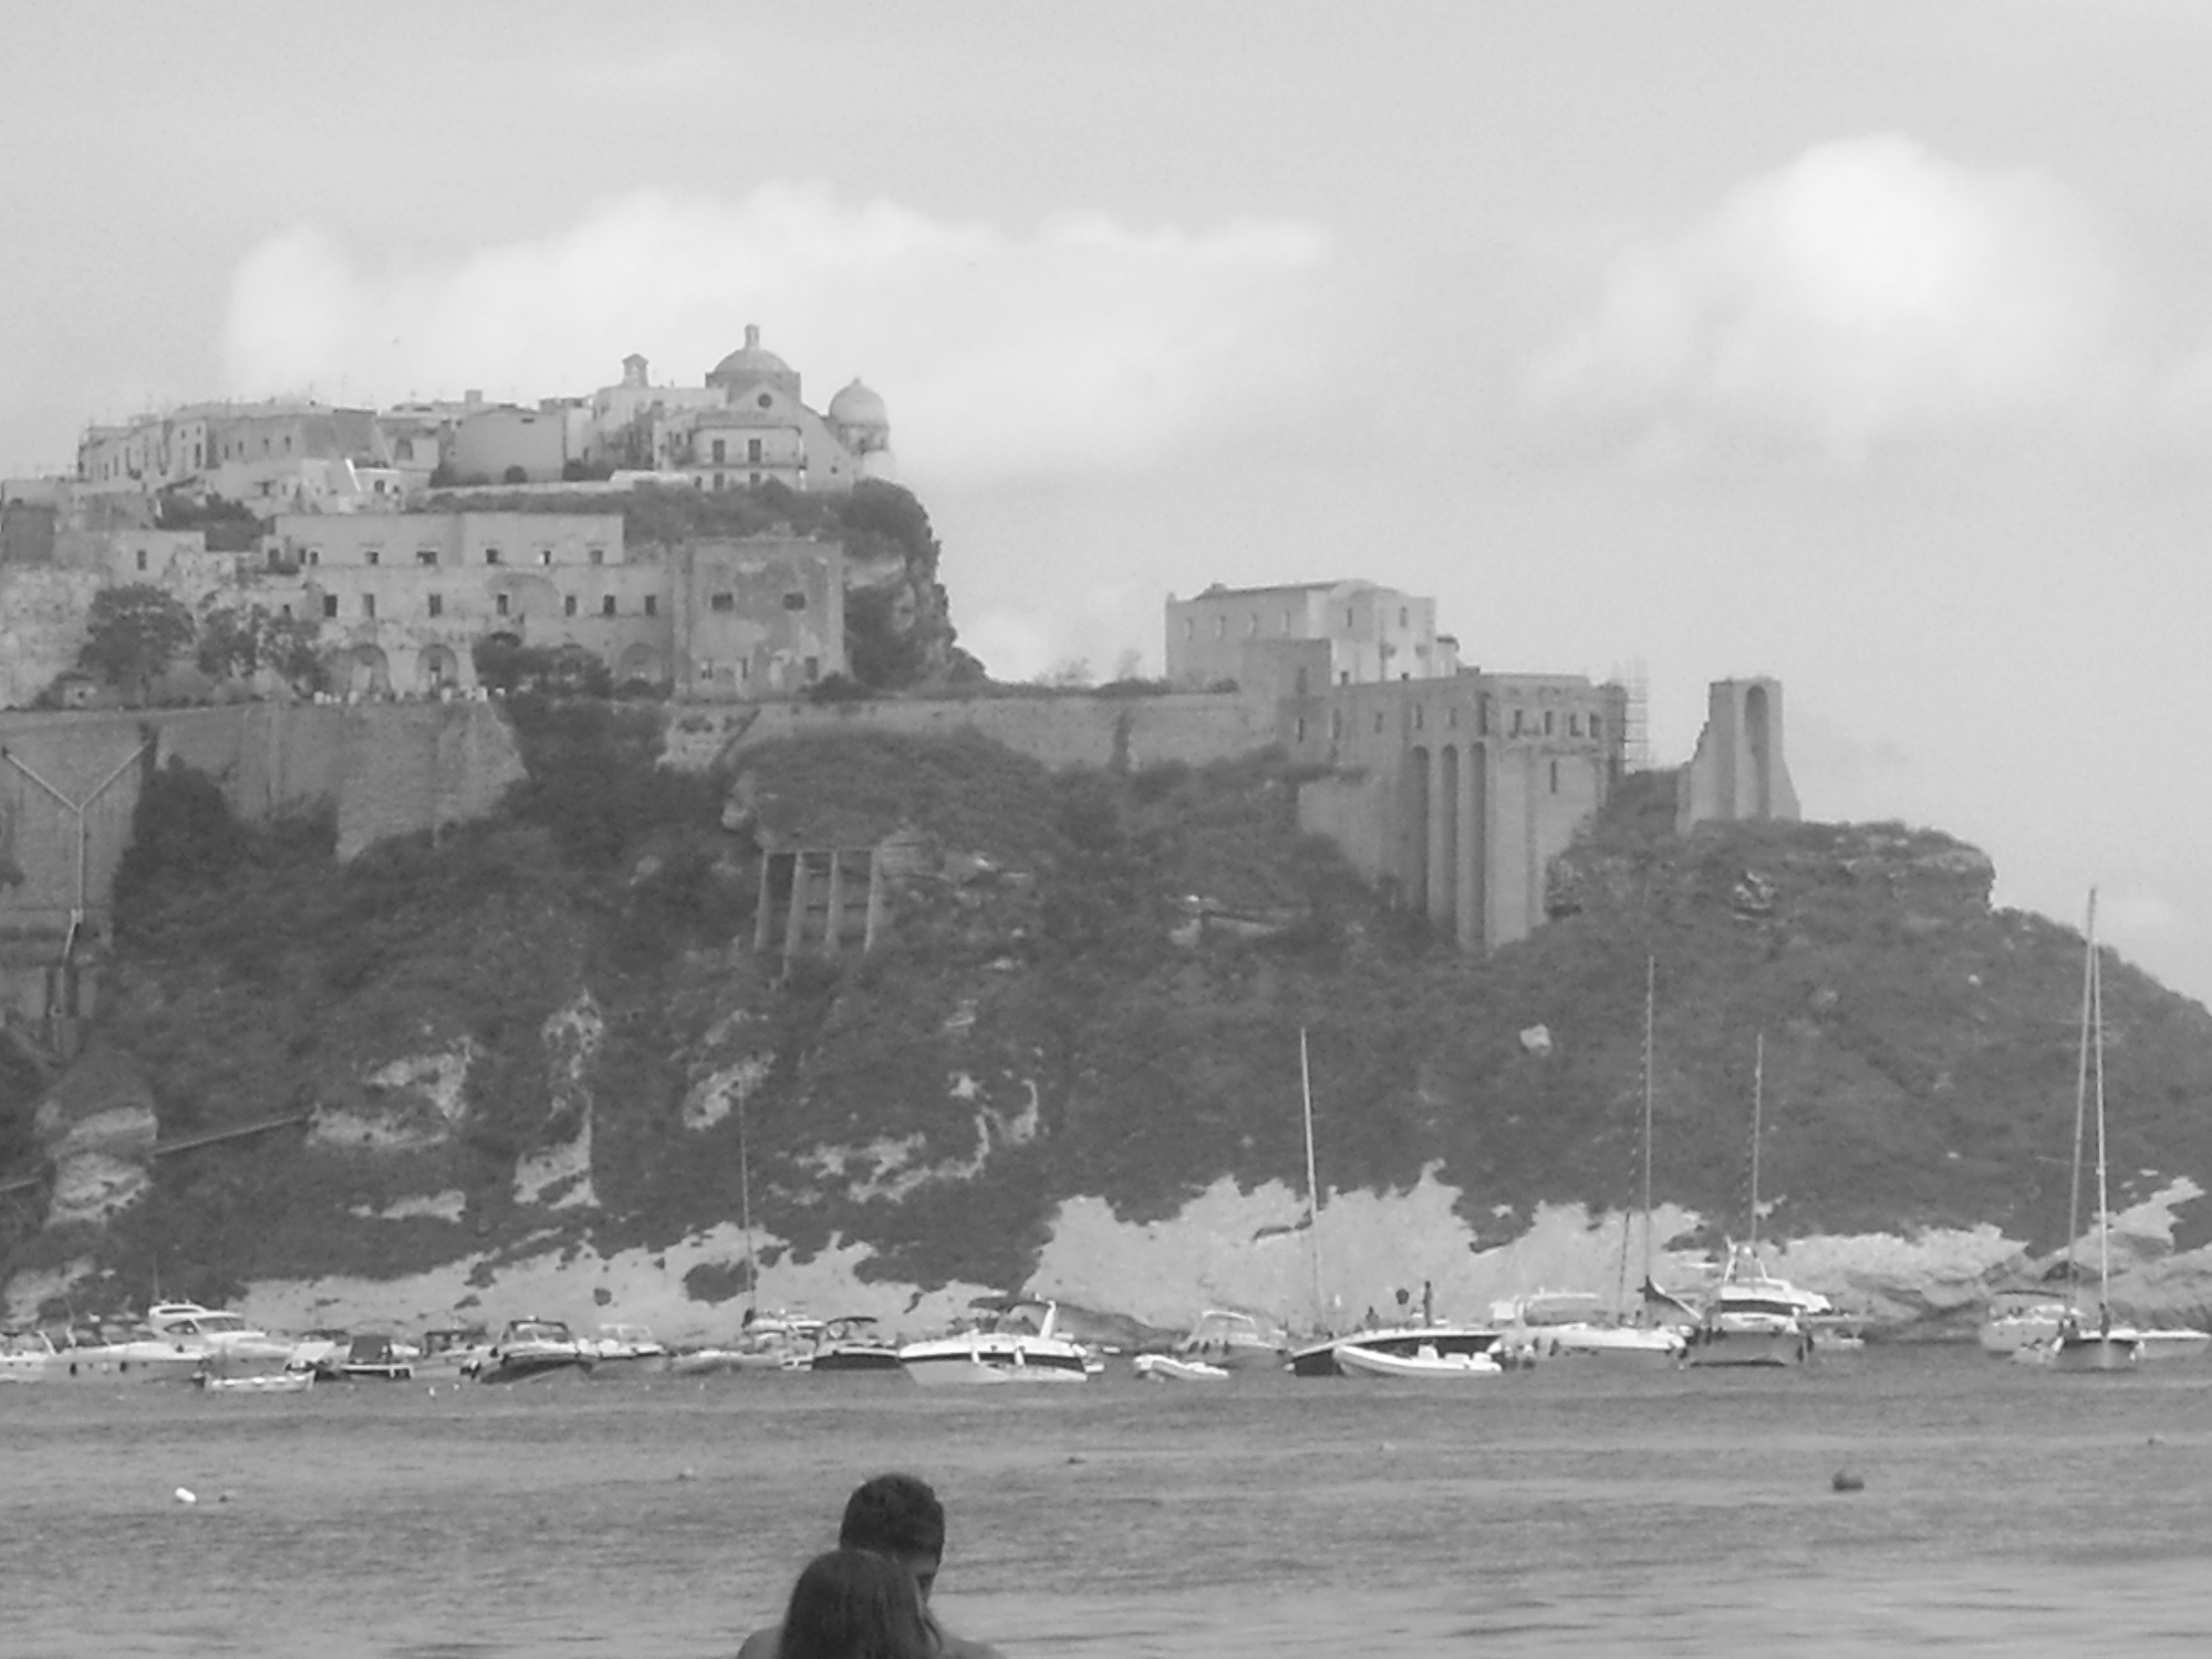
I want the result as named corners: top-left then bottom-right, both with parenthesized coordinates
top-left (221, 185), bottom-right (1328, 485)
top-left (1527, 135), bottom-right (2123, 464)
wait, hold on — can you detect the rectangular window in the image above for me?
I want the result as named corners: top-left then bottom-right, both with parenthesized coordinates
top-left (361, 594), bottom-right (376, 619)
top-left (1399, 607), bottom-right (1409, 627)
top-left (803, 655), bottom-right (819, 681)
top-left (749, 471), bottom-right (761, 488)
top-left (711, 593), bottom-right (735, 612)
top-left (1543, 710), bottom-right (1555, 736)
top-left (496, 594), bottom-right (510, 617)
top-left (1338, 671), bottom-right (1349, 685)
top-left (1591, 714), bottom-right (1604, 740)
top-left (1447, 706), bottom-right (1458, 728)
top-left (782, 592), bottom-right (806, 610)
top-left (365, 548), bottom-right (381, 566)
top-left (644, 595), bottom-right (657, 616)
top-left (1214, 616), bottom-right (1226, 639)
top-left (1569, 713), bottom-right (1582, 736)
top-left (1374, 712), bottom-right (1385, 733)
top-left (134, 548), bottom-right (147, 571)
top-left (747, 437), bottom-right (763, 463)
top-left (1511, 709), bottom-right (1523, 735)
top-left (564, 594), bottom-right (578, 616)
top-left (601, 595), bottom-right (616, 616)
top-left (1246, 613), bottom-right (1259, 636)
top-left (1294, 717), bottom-right (1308, 743)
top-left (1346, 607), bottom-right (1355, 628)
top-left (1293, 667), bottom-right (1309, 695)
top-left (1550, 759), bottom-right (1561, 794)
top-left (427, 593), bottom-right (443, 617)
top-left (714, 472), bottom-right (725, 491)
top-left (417, 548), bottom-right (438, 566)
top-left (1413, 705), bottom-right (1424, 730)
top-left (1182, 617), bottom-right (1194, 640)
top-left (307, 548), bottom-right (320, 566)
top-left (737, 660), bottom-right (750, 682)
top-left (712, 439), bottom-right (726, 463)
top-left (1329, 710), bottom-right (1343, 739)
top-left (588, 547), bottom-right (605, 566)
top-left (321, 594), bottom-right (338, 618)
top-left (280, 603), bottom-right (292, 619)
top-left (1281, 611), bottom-right (1292, 633)
top-left (538, 548), bottom-right (553, 567)
top-left (485, 547), bottom-right (501, 565)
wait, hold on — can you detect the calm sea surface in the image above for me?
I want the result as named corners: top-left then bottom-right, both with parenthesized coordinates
top-left (8, 1345), bottom-right (2212, 1657)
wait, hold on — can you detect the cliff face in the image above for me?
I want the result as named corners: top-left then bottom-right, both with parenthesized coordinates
top-left (7, 731), bottom-right (2212, 1342)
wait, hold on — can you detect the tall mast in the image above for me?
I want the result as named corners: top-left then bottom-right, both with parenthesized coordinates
top-left (1641, 956), bottom-right (1656, 1289)
top-left (1301, 1026), bottom-right (1326, 1334)
top-left (2066, 890), bottom-right (2096, 1315)
top-left (1617, 955), bottom-right (1656, 1312)
top-left (1749, 1032), bottom-right (1765, 1254)
top-left (2091, 899), bottom-right (2112, 1313)
top-left (738, 1089), bottom-right (757, 1313)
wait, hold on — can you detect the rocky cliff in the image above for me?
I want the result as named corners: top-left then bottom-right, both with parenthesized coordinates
top-left (5, 725), bottom-right (2211, 1344)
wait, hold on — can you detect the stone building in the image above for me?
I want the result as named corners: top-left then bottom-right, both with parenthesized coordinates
top-left (1164, 579), bottom-right (1456, 689)
top-left (1677, 677), bottom-right (1798, 832)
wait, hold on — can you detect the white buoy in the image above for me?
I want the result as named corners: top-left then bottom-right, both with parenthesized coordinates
top-left (174, 1487), bottom-right (198, 1505)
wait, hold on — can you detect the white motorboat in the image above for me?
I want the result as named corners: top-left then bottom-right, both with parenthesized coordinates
top-left (1164, 1309), bottom-right (1288, 1372)
top-left (1336, 1338), bottom-right (1502, 1379)
top-left (1294, 1321), bottom-right (1506, 1377)
top-left (1493, 1295), bottom-right (1686, 1366)
top-left (806, 1314), bottom-right (906, 1375)
top-left (333, 1334), bottom-right (416, 1382)
top-left (1132, 1352), bottom-right (1231, 1382)
top-left (42, 1322), bottom-right (209, 1382)
top-left (145, 1302), bottom-right (301, 1374)
top-left (899, 1299), bottom-right (1090, 1385)
top-left (583, 1323), bottom-right (672, 1378)
top-left (0, 1330), bottom-right (62, 1382)
top-left (474, 1318), bottom-right (593, 1383)
top-left (671, 1311), bottom-right (823, 1375)
top-left (1683, 1243), bottom-right (1819, 1368)
top-left (197, 1368), bottom-right (314, 1394)
top-left (415, 1326), bottom-right (493, 1377)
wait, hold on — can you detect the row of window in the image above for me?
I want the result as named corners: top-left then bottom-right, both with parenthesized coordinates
top-left (1309, 705), bottom-right (1605, 741)
top-left (1185, 603), bottom-right (1419, 641)
top-left (286, 545), bottom-right (609, 569)
top-left (323, 592), bottom-right (658, 621)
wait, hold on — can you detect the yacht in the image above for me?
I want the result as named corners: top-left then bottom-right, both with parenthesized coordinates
top-left (473, 1317), bottom-right (593, 1383)
top-left (899, 1299), bottom-right (1090, 1385)
top-left (144, 1302), bottom-right (302, 1375)
top-left (43, 1319), bottom-right (212, 1382)
top-left (1681, 1244), bottom-right (1821, 1368)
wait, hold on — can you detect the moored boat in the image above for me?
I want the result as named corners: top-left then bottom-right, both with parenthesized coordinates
top-left (334, 1334), bottom-right (416, 1382)
top-left (145, 1302), bottom-right (301, 1373)
top-left (474, 1318), bottom-right (593, 1383)
top-left (1492, 1292), bottom-right (1687, 1367)
top-left (1164, 1309), bottom-right (1288, 1372)
top-left (1336, 1339), bottom-right (1502, 1379)
top-left (1294, 1321), bottom-right (1505, 1378)
top-left (899, 1300), bottom-right (1089, 1385)
top-left (1132, 1352), bottom-right (1231, 1382)
top-left (197, 1368), bottom-right (314, 1394)
top-left (583, 1324), bottom-right (672, 1379)
top-left (806, 1315), bottom-right (905, 1375)
top-left (1682, 1243), bottom-right (1818, 1369)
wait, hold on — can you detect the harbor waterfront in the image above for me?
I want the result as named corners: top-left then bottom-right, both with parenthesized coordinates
top-left (8, 1346), bottom-right (2212, 1656)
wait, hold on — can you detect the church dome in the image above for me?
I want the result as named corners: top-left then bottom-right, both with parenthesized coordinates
top-left (706, 324), bottom-right (799, 397)
top-left (828, 378), bottom-right (888, 429)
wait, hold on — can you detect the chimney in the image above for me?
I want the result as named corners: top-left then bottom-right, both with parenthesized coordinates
top-left (744, 323), bottom-right (760, 350)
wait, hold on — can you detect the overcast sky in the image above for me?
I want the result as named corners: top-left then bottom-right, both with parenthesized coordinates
top-left (6, 1), bottom-right (2209, 1006)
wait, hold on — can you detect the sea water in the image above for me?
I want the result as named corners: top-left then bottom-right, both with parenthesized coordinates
top-left (6, 1344), bottom-right (2212, 1657)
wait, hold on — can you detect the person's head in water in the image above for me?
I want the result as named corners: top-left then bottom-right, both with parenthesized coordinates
top-left (838, 1473), bottom-right (947, 1604)
top-left (778, 1548), bottom-right (934, 1659)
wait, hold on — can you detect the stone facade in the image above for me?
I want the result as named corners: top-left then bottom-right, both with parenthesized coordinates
top-left (1677, 677), bottom-right (1799, 833)
top-left (1165, 578), bottom-right (1456, 689)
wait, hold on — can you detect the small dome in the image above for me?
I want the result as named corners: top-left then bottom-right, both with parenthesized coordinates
top-left (828, 378), bottom-right (888, 428)
top-left (707, 323), bottom-right (797, 395)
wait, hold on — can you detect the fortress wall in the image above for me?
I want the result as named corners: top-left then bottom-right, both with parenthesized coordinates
top-left (333, 701), bottom-right (526, 859)
top-left (0, 565), bottom-right (104, 710)
top-left (671, 690), bottom-right (1279, 773)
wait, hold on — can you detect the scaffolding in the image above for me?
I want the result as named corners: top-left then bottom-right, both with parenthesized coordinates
top-left (1610, 659), bottom-right (1651, 773)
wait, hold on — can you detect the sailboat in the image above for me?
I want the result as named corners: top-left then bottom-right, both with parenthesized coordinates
top-left (1499, 958), bottom-right (1683, 1366)
top-left (2015, 891), bottom-right (2209, 1370)
top-left (1284, 1027), bottom-right (1504, 1378)
top-left (1682, 1033), bottom-right (1825, 1368)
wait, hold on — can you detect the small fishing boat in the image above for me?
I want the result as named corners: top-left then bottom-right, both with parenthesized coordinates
top-left (1132, 1352), bottom-right (1231, 1382)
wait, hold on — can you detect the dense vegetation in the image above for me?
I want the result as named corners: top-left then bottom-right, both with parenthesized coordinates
top-left (12, 712), bottom-right (2212, 1317)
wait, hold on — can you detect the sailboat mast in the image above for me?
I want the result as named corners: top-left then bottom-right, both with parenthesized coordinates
top-left (1641, 956), bottom-right (1656, 1288)
top-left (1301, 1026), bottom-right (1326, 1333)
top-left (2067, 890), bottom-right (2096, 1314)
top-left (2091, 903), bottom-right (2113, 1312)
top-left (738, 1091), bottom-right (757, 1312)
top-left (1749, 1033), bottom-right (1764, 1254)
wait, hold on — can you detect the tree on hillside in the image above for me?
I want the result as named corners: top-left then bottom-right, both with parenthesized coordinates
top-left (197, 604), bottom-right (327, 696)
top-left (78, 584), bottom-right (196, 704)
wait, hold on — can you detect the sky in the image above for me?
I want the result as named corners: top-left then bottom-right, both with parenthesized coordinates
top-left (4, 1), bottom-right (2209, 1006)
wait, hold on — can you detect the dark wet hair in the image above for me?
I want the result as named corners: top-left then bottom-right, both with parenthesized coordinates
top-left (838, 1473), bottom-right (946, 1561)
top-left (778, 1548), bottom-right (935, 1659)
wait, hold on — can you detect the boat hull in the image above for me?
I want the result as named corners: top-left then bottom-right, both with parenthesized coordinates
top-left (1296, 1325), bottom-right (1502, 1379)
top-left (1132, 1353), bottom-right (1230, 1382)
top-left (1336, 1344), bottom-right (1501, 1380)
top-left (1684, 1325), bottom-right (1809, 1368)
top-left (2016, 1333), bottom-right (2139, 1371)
top-left (807, 1346), bottom-right (906, 1374)
top-left (1513, 1325), bottom-right (1686, 1367)
top-left (476, 1352), bottom-right (592, 1384)
top-left (899, 1337), bottom-right (1089, 1385)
